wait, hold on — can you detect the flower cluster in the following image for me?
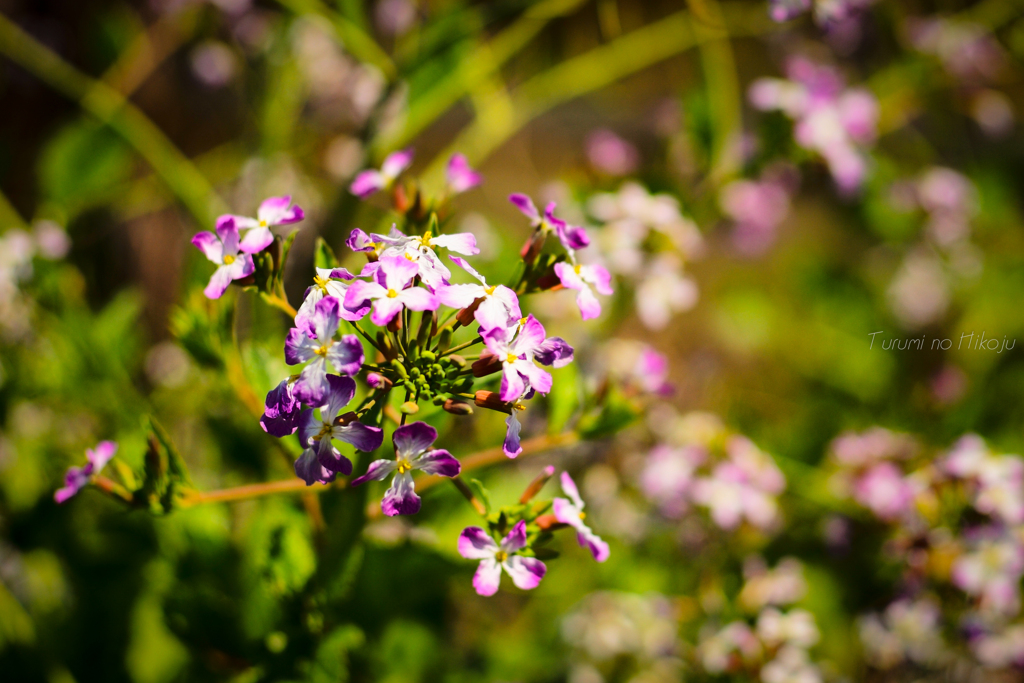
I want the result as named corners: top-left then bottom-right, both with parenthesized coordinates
top-left (697, 557), bottom-right (824, 683)
top-left (586, 182), bottom-right (703, 329)
top-left (749, 56), bottom-right (879, 192)
top-left (828, 431), bottom-right (1024, 672)
top-left (639, 417), bottom-right (786, 532)
top-left (183, 153), bottom-right (615, 594)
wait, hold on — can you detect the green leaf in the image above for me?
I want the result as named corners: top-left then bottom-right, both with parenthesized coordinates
top-left (314, 237), bottom-right (340, 270)
top-left (169, 291), bottom-right (228, 370)
top-left (38, 117), bottom-right (133, 213)
top-left (149, 416), bottom-right (192, 487)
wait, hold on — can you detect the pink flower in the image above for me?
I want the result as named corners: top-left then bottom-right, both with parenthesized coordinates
top-left (639, 444), bottom-right (704, 517)
top-left (552, 472), bottom-right (610, 562)
top-left (719, 178), bottom-right (791, 256)
top-left (952, 534), bottom-right (1024, 615)
top-left (55, 441), bottom-right (118, 503)
top-left (343, 254), bottom-right (439, 326)
top-left (586, 129), bottom-right (639, 176)
top-left (191, 219), bottom-right (255, 299)
top-left (436, 256), bottom-right (521, 331)
top-left (482, 315), bottom-right (573, 402)
top-left (554, 261), bottom-right (613, 320)
top-left (350, 148), bottom-right (413, 198)
top-left (509, 194), bottom-right (590, 251)
top-left (218, 195), bottom-right (305, 254)
top-left (446, 154), bottom-right (482, 194)
top-left (852, 462), bottom-right (915, 521)
top-left (457, 521), bottom-right (546, 596)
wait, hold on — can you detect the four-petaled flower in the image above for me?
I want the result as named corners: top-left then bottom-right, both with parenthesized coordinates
top-left (260, 379), bottom-right (302, 437)
top-left (343, 254), bottom-right (439, 326)
top-left (285, 297), bottom-right (364, 404)
top-left (350, 148), bottom-right (414, 198)
top-left (295, 267), bottom-right (362, 328)
top-left (552, 472), bottom-right (610, 562)
top-left (446, 154), bottom-right (483, 194)
top-left (438, 256), bottom-right (521, 331)
top-left (191, 219), bottom-right (255, 299)
top-left (509, 194), bottom-right (590, 251)
top-left (458, 521), bottom-right (547, 596)
top-left (482, 315), bottom-right (573, 402)
top-left (351, 422), bottom-right (461, 516)
top-left (554, 261), bottom-right (613, 320)
top-left (219, 195), bottom-right (305, 254)
top-left (55, 441), bottom-right (118, 503)
top-left (294, 376), bottom-right (384, 485)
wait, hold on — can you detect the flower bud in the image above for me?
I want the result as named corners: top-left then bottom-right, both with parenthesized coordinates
top-left (443, 399), bottom-right (473, 416)
top-left (456, 298), bottom-right (484, 326)
top-left (519, 466), bottom-right (556, 503)
top-left (472, 353), bottom-right (502, 378)
top-left (474, 390), bottom-right (512, 414)
top-left (400, 401), bottom-right (419, 415)
top-left (436, 328), bottom-right (453, 353)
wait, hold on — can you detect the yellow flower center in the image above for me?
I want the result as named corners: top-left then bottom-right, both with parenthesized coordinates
top-left (387, 289), bottom-right (399, 298)
top-left (579, 511), bottom-right (586, 520)
top-left (395, 459), bottom-right (412, 474)
top-left (313, 274), bottom-right (330, 293)
top-left (506, 353), bottom-right (518, 364)
top-left (259, 219), bottom-right (269, 228)
top-left (315, 345), bottom-right (330, 357)
top-left (223, 254), bottom-right (236, 265)
top-left (495, 550), bottom-right (508, 562)
top-left (419, 231), bottom-right (432, 246)
top-left (513, 402), bottom-right (526, 413)
top-left (485, 285), bottom-right (497, 296)
top-left (317, 424), bottom-right (332, 439)
top-left (574, 264), bottom-right (582, 275)
top-left (404, 253), bottom-right (416, 261)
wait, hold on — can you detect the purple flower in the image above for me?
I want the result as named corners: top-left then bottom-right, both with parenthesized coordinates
top-left (457, 521), bottom-right (547, 596)
top-left (768, 0), bottom-right (811, 22)
top-left (503, 402), bottom-right (526, 458)
top-left (191, 219), bottom-right (254, 299)
top-left (260, 379), bottom-right (302, 437)
top-left (219, 195), bottom-right (305, 254)
top-left (852, 462), bottom-right (915, 522)
top-left (346, 228), bottom-right (377, 253)
top-left (293, 375), bottom-right (384, 485)
top-left (446, 154), bottom-right (483, 194)
top-left (54, 441), bottom-right (117, 503)
top-left (350, 148), bottom-right (413, 198)
top-left (719, 179), bottom-right (791, 256)
top-left (295, 267), bottom-right (363, 328)
top-left (436, 256), bottom-right (521, 331)
top-left (586, 129), bottom-right (639, 176)
top-left (639, 444), bottom-right (705, 517)
top-left (284, 297), bottom-right (365, 404)
top-left (343, 254), bottom-right (439, 326)
top-left (362, 225), bottom-right (479, 288)
top-left (553, 472), bottom-right (610, 562)
top-left (482, 315), bottom-right (573, 402)
top-left (509, 194), bottom-right (590, 251)
top-left (351, 422), bottom-right (461, 516)
top-left (553, 261), bottom-right (613, 320)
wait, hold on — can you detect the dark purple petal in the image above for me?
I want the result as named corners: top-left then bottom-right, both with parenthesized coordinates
top-left (327, 334), bottom-right (364, 376)
top-left (534, 337), bottom-right (574, 368)
top-left (556, 222), bottom-right (590, 250)
top-left (500, 520), bottom-right (529, 553)
top-left (284, 327), bottom-right (315, 365)
top-left (297, 409), bottom-right (321, 447)
top-left (392, 422), bottom-right (438, 459)
top-left (335, 422), bottom-right (384, 452)
top-left (295, 449), bottom-right (336, 486)
top-left (415, 449), bottom-right (461, 477)
top-left (346, 228), bottom-right (376, 252)
top-left (311, 296), bottom-right (341, 342)
top-left (323, 375), bottom-right (357, 419)
top-left (316, 439), bottom-right (353, 475)
top-left (54, 466), bottom-right (90, 503)
top-left (381, 471), bottom-right (420, 516)
top-left (503, 413), bottom-right (522, 458)
top-left (509, 193), bottom-right (540, 222)
top-left (458, 526), bottom-right (499, 559)
top-left (260, 380), bottom-right (301, 437)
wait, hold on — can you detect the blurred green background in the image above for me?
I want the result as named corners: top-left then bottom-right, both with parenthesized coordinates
top-left (2, 0), bottom-right (1024, 681)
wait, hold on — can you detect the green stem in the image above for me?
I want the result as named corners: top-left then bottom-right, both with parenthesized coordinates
top-left (439, 336), bottom-right (482, 358)
top-left (0, 13), bottom-right (227, 227)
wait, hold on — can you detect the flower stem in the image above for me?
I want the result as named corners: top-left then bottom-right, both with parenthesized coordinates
top-left (261, 292), bottom-right (298, 318)
top-left (439, 336), bottom-right (482, 358)
top-left (451, 477), bottom-right (488, 516)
